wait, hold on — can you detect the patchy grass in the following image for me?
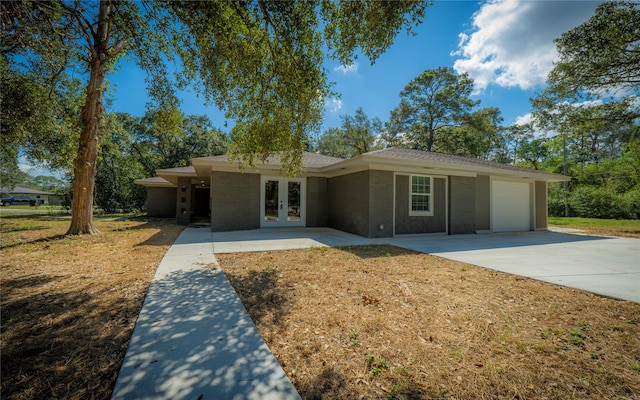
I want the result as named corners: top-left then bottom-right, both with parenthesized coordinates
top-left (549, 217), bottom-right (640, 238)
top-left (1, 215), bottom-right (183, 400)
top-left (218, 246), bottom-right (640, 400)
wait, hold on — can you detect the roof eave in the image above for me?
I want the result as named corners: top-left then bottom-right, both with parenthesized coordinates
top-left (191, 157), bottom-right (335, 176)
top-left (321, 154), bottom-right (571, 182)
top-left (134, 179), bottom-right (176, 188)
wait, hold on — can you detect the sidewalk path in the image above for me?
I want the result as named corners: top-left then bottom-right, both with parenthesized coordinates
top-left (111, 227), bottom-right (300, 400)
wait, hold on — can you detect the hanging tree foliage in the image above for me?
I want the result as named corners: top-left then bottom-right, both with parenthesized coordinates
top-left (2, 0), bottom-right (429, 235)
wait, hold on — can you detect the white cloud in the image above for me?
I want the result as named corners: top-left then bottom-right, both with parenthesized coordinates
top-left (514, 113), bottom-right (533, 126)
top-left (513, 112), bottom-right (550, 138)
top-left (571, 99), bottom-right (604, 109)
top-left (325, 97), bottom-right (343, 113)
top-left (333, 63), bottom-right (358, 75)
top-left (453, 0), bottom-right (599, 92)
top-left (18, 156), bottom-right (63, 179)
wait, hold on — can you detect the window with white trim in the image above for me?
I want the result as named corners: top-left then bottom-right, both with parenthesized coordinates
top-left (410, 175), bottom-right (433, 216)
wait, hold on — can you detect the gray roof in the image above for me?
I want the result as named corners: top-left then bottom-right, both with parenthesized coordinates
top-left (364, 147), bottom-right (567, 179)
top-left (134, 176), bottom-right (174, 186)
top-left (156, 166), bottom-right (196, 174)
top-left (194, 152), bottom-right (344, 169)
top-left (144, 148), bottom-right (568, 182)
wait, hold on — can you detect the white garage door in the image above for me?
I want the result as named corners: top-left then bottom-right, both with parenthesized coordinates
top-left (492, 181), bottom-right (531, 232)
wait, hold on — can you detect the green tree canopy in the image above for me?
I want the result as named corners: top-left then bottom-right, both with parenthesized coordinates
top-left (532, 1), bottom-right (640, 129)
top-left (0, 58), bottom-right (82, 189)
top-left (548, 1), bottom-right (640, 98)
top-left (437, 107), bottom-right (504, 159)
top-left (386, 66), bottom-right (507, 156)
top-left (2, 0), bottom-right (429, 234)
top-left (315, 108), bottom-right (382, 159)
top-left (95, 111), bottom-right (227, 213)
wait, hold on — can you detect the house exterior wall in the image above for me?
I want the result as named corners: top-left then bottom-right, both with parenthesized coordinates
top-left (395, 175), bottom-right (446, 235)
top-left (475, 175), bottom-right (491, 232)
top-left (146, 187), bottom-right (176, 218)
top-left (211, 171), bottom-right (260, 231)
top-left (449, 176), bottom-right (476, 234)
top-left (306, 177), bottom-right (328, 227)
top-left (176, 177), bottom-right (192, 225)
top-left (535, 180), bottom-right (548, 229)
top-left (327, 170), bottom-right (370, 237)
top-left (368, 170), bottom-right (394, 237)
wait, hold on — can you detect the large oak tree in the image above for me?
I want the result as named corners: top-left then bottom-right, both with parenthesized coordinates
top-left (2, 0), bottom-right (429, 234)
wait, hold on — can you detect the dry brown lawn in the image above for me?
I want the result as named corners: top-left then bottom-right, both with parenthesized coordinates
top-left (218, 246), bottom-right (640, 400)
top-left (1, 215), bottom-right (184, 400)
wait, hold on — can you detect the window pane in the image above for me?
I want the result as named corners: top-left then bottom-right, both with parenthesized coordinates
top-left (287, 181), bottom-right (301, 222)
top-left (412, 194), bottom-right (430, 211)
top-left (411, 176), bottom-right (430, 194)
top-left (264, 180), bottom-right (279, 222)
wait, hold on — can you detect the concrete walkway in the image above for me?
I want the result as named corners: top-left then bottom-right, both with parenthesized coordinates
top-left (111, 227), bottom-right (300, 400)
top-left (112, 226), bottom-right (638, 399)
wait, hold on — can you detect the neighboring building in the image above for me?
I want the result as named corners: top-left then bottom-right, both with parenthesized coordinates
top-left (135, 147), bottom-right (570, 237)
top-left (0, 185), bottom-right (54, 204)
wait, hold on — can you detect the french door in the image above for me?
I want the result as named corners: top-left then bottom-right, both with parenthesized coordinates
top-left (260, 176), bottom-right (305, 227)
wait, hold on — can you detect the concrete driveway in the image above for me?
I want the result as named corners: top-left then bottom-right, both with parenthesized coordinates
top-left (211, 228), bottom-right (639, 303)
top-left (387, 230), bottom-right (639, 303)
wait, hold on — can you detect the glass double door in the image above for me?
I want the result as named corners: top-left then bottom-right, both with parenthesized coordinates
top-left (260, 177), bottom-right (305, 227)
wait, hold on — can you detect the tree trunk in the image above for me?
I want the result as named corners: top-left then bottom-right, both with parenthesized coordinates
top-left (66, 2), bottom-right (111, 235)
top-left (66, 60), bottom-right (106, 235)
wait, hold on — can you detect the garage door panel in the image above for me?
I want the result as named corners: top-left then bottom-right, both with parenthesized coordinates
top-left (492, 181), bottom-right (530, 232)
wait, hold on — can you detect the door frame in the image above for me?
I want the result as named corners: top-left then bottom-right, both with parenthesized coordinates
top-left (260, 176), bottom-right (306, 227)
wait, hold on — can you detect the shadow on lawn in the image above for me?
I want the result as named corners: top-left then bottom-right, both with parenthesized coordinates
top-left (0, 275), bottom-right (144, 400)
top-left (0, 233), bottom-right (68, 250)
top-left (337, 244), bottom-right (419, 259)
top-left (0, 219), bottom-right (181, 250)
top-left (224, 268), bottom-right (293, 329)
top-left (298, 367), bottom-right (347, 400)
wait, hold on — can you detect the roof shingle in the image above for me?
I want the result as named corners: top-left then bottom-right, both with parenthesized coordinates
top-left (193, 152), bottom-right (344, 169)
top-left (365, 147), bottom-right (566, 178)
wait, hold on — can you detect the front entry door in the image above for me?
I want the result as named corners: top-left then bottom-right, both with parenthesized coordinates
top-left (260, 176), bottom-right (305, 227)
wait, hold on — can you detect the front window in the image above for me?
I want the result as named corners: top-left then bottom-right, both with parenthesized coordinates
top-left (410, 175), bottom-right (432, 216)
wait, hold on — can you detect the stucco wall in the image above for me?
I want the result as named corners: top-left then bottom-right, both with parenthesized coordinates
top-left (449, 176), bottom-right (476, 234)
top-left (306, 177), bottom-right (328, 227)
top-left (368, 170), bottom-right (394, 238)
top-left (327, 170), bottom-right (370, 237)
top-left (211, 171), bottom-right (260, 231)
top-left (475, 175), bottom-right (491, 232)
top-left (395, 175), bottom-right (446, 235)
top-left (535, 181), bottom-right (548, 229)
top-left (146, 187), bottom-right (176, 218)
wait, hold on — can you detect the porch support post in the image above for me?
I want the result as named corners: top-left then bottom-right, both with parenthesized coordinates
top-left (176, 177), bottom-right (192, 226)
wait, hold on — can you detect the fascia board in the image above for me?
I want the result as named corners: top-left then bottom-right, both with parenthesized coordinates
top-left (156, 169), bottom-right (197, 178)
top-left (134, 179), bottom-right (176, 188)
top-left (193, 158), bottom-right (329, 178)
top-left (354, 155), bottom-right (569, 182)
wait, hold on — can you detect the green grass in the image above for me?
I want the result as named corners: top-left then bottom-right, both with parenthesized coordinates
top-left (549, 217), bottom-right (640, 229)
top-left (549, 217), bottom-right (640, 238)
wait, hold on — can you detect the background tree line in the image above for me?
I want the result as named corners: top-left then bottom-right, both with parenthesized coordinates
top-left (2, 1), bottom-right (637, 222)
top-left (313, 1), bottom-right (639, 219)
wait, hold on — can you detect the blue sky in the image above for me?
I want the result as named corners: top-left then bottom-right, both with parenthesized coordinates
top-left (22, 0), bottom-right (602, 177)
top-left (105, 0), bottom-right (600, 138)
